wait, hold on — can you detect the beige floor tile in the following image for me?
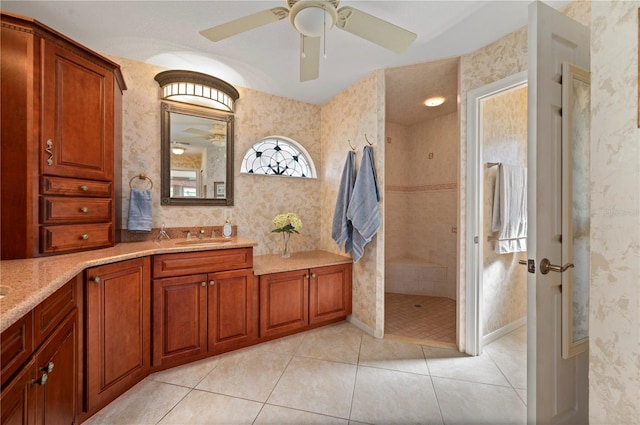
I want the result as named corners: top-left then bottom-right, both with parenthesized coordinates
top-left (196, 347), bottom-right (291, 402)
top-left (358, 334), bottom-right (429, 375)
top-left (157, 389), bottom-right (263, 425)
top-left (425, 346), bottom-right (510, 387)
top-left (255, 404), bottom-right (349, 424)
top-left (295, 322), bottom-right (363, 364)
top-left (149, 356), bottom-right (221, 388)
top-left (268, 356), bottom-right (357, 419)
top-left (350, 366), bottom-right (443, 425)
top-left (516, 388), bottom-right (528, 405)
top-left (432, 377), bottom-right (526, 425)
top-left (254, 332), bottom-right (306, 355)
top-left (83, 379), bottom-right (189, 425)
top-left (485, 346), bottom-right (527, 389)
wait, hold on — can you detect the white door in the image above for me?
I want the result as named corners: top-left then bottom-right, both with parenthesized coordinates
top-left (527, 2), bottom-right (589, 424)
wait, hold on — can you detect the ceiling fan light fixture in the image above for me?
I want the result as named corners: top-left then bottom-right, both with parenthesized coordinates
top-left (294, 6), bottom-right (333, 37)
top-left (172, 146), bottom-right (186, 155)
top-left (424, 96), bottom-right (446, 107)
top-left (154, 70), bottom-right (239, 112)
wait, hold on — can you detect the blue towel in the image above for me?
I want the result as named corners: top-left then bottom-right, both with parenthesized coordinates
top-left (347, 146), bottom-right (381, 262)
top-left (127, 188), bottom-right (152, 232)
top-left (332, 151), bottom-right (356, 252)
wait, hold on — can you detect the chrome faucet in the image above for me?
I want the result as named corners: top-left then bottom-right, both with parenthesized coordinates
top-left (158, 223), bottom-right (170, 241)
top-left (199, 229), bottom-right (205, 240)
top-left (184, 230), bottom-right (191, 240)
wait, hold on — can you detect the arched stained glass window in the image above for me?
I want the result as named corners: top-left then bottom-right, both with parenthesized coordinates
top-left (240, 136), bottom-right (317, 178)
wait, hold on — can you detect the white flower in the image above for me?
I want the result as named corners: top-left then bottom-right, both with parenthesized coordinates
top-left (272, 213), bottom-right (302, 234)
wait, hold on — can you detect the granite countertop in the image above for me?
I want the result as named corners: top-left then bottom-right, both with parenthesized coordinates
top-left (0, 237), bottom-right (256, 333)
top-left (252, 250), bottom-right (352, 275)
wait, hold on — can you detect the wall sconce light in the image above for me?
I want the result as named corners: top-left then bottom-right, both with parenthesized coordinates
top-left (154, 70), bottom-right (240, 112)
top-left (424, 96), bottom-right (445, 107)
top-left (171, 146), bottom-right (186, 155)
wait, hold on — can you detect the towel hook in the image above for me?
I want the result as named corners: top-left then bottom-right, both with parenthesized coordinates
top-left (129, 173), bottom-right (153, 190)
top-left (364, 134), bottom-right (374, 146)
top-left (347, 139), bottom-right (356, 151)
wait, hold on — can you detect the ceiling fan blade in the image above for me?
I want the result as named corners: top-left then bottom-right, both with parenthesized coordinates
top-left (200, 7), bottom-right (289, 42)
top-left (300, 35), bottom-right (320, 82)
top-left (336, 6), bottom-right (417, 54)
top-left (174, 136), bottom-right (206, 142)
top-left (184, 128), bottom-right (213, 136)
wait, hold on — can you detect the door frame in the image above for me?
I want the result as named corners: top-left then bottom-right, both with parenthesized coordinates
top-left (464, 70), bottom-right (527, 356)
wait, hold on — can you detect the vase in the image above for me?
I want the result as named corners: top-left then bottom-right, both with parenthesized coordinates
top-left (282, 232), bottom-right (291, 258)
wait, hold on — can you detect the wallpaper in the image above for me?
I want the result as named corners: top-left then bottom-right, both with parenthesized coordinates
top-left (589, 1), bottom-right (640, 423)
top-left (481, 86), bottom-right (528, 336)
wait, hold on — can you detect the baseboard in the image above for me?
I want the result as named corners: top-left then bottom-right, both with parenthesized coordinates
top-left (346, 315), bottom-right (376, 337)
top-left (482, 316), bottom-right (527, 346)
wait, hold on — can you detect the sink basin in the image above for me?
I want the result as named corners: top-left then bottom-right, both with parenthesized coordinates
top-left (175, 238), bottom-right (233, 246)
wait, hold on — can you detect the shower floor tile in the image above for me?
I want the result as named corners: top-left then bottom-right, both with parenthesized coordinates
top-left (385, 293), bottom-right (456, 346)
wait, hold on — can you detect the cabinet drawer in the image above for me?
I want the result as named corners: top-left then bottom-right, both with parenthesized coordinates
top-left (41, 196), bottom-right (112, 224)
top-left (153, 248), bottom-right (253, 278)
top-left (41, 223), bottom-right (113, 254)
top-left (41, 176), bottom-right (112, 197)
top-left (33, 276), bottom-right (78, 347)
top-left (1, 311), bottom-right (33, 386)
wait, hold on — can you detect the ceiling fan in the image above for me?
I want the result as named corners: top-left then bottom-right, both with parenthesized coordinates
top-left (175, 127), bottom-right (227, 144)
top-left (200, 0), bottom-right (417, 82)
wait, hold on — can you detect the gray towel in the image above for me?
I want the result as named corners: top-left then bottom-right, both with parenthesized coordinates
top-left (491, 164), bottom-right (527, 253)
top-left (127, 188), bottom-right (152, 232)
top-left (347, 146), bottom-right (381, 262)
top-left (332, 151), bottom-right (356, 253)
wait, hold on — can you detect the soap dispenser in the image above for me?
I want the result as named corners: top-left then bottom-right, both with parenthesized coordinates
top-left (222, 218), bottom-right (232, 238)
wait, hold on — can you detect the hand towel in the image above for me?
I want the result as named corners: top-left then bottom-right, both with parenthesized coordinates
top-left (491, 164), bottom-right (527, 253)
top-left (127, 188), bottom-right (152, 232)
top-left (347, 146), bottom-right (381, 262)
top-left (332, 151), bottom-right (356, 253)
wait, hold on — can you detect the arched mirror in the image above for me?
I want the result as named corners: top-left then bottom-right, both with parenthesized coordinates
top-left (160, 102), bottom-right (234, 206)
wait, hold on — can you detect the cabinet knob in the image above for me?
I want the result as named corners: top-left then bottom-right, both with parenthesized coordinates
top-left (81, 234), bottom-right (89, 240)
top-left (32, 373), bottom-right (48, 386)
top-left (90, 276), bottom-right (101, 284)
top-left (201, 281), bottom-right (206, 287)
top-left (40, 362), bottom-right (54, 373)
top-left (80, 207), bottom-right (89, 213)
top-left (312, 273), bottom-right (316, 278)
top-left (209, 280), bottom-right (215, 286)
top-left (305, 274), bottom-right (309, 279)
top-left (80, 185), bottom-right (89, 192)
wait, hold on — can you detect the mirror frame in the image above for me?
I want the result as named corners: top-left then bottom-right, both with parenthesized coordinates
top-left (160, 101), bottom-right (234, 206)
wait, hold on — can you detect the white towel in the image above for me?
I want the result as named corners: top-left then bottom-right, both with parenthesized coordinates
top-left (491, 164), bottom-right (527, 253)
top-left (332, 151), bottom-right (356, 253)
top-left (127, 188), bottom-right (152, 232)
top-left (347, 146), bottom-right (381, 262)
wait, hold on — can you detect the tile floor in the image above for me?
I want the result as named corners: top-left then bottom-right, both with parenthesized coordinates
top-left (84, 321), bottom-right (527, 425)
top-left (384, 293), bottom-right (457, 346)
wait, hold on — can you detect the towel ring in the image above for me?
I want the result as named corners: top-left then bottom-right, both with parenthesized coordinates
top-left (129, 174), bottom-right (153, 190)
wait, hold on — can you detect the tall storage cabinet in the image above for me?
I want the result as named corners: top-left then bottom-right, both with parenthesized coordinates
top-left (0, 11), bottom-right (126, 260)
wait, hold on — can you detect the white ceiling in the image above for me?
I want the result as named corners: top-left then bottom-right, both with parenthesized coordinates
top-left (3, 1), bottom-right (568, 113)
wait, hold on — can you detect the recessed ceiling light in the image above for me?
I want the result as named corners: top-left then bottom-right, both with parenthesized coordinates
top-left (171, 146), bottom-right (186, 155)
top-left (424, 96), bottom-right (445, 107)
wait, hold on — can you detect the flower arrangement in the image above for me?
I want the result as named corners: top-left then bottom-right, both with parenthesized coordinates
top-left (271, 213), bottom-right (302, 234)
top-left (272, 213), bottom-right (302, 258)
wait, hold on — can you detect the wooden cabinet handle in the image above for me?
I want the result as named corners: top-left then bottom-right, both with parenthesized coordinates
top-left (201, 282), bottom-right (206, 287)
top-left (79, 185), bottom-right (89, 192)
top-left (90, 276), bottom-right (100, 284)
top-left (32, 373), bottom-right (48, 386)
top-left (312, 273), bottom-right (316, 278)
top-left (81, 234), bottom-right (89, 240)
top-left (45, 139), bottom-right (53, 166)
top-left (40, 362), bottom-right (54, 373)
top-left (80, 207), bottom-right (89, 213)
top-left (209, 280), bottom-right (215, 286)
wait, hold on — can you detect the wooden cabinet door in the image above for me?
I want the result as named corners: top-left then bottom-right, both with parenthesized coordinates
top-left (33, 310), bottom-right (78, 425)
top-left (85, 257), bottom-right (150, 414)
top-left (208, 269), bottom-right (255, 353)
top-left (152, 275), bottom-right (207, 367)
top-left (309, 264), bottom-right (352, 325)
top-left (0, 358), bottom-right (36, 425)
top-left (259, 270), bottom-right (309, 339)
top-left (41, 40), bottom-right (114, 181)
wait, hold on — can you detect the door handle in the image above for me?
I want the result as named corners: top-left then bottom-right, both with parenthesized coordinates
top-left (539, 258), bottom-right (574, 275)
top-left (518, 260), bottom-right (527, 265)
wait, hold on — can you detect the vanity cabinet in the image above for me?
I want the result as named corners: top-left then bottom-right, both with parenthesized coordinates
top-left (0, 276), bottom-right (80, 425)
top-left (259, 263), bottom-right (352, 339)
top-left (152, 248), bottom-right (255, 368)
top-left (84, 257), bottom-right (150, 416)
top-left (0, 11), bottom-right (126, 260)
